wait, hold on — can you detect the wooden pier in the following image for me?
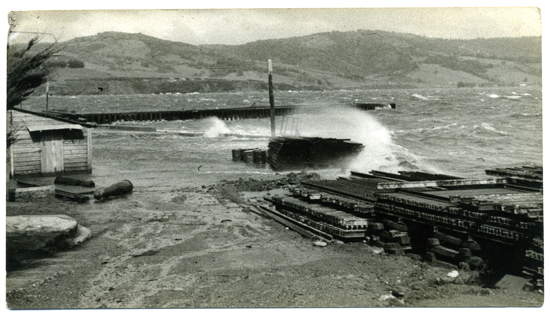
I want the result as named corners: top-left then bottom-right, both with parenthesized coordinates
top-left (43, 103), bottom-right (395, 125)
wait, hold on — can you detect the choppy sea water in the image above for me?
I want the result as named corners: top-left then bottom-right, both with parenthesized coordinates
top-left (23, 87), bottom-right (542, 178)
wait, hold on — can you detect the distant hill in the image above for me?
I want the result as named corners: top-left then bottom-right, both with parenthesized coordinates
top-left (30, 30), bottom-right (541, 95)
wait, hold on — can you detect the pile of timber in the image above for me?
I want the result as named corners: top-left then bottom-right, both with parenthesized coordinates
top-left (486, 165), bottom-right (543, 189)
top-left (263, 166), bottom-right (543, 291)
top-left (267, 136), bottom-right (364, 171)
top-left (264, 186), bottom-right (375, 239)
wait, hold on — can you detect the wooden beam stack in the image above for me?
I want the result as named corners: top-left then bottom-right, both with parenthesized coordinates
top-left (261, 166), bottom-right (543, 291)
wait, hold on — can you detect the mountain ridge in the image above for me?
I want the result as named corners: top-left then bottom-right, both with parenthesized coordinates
top-left (30, 30), bottom-right (541, 95)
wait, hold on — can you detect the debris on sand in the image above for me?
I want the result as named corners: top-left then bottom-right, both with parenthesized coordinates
top-left (94, 180), bottom-right (133, 200)
top-left (313, 240), bottom-right (328, 247)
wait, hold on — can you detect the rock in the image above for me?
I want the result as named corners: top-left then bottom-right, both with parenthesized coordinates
top-left (378, 294), bottom-right (395, 301)
top-left (371, 246), bottom-right (385, 255)
top-left (392, 287), bottom-right (405, 298)
top-left (313, 241), bottom-right (328, 247)
top-left (466, 256), bottom-right (485, 270)
top-left (447, 270), bottom-right (460, 278)
top-left (388, 297), bottom-right (405, 307)
top-left (458, 262), bottom-right (470, 271)
top-left (6, 215), bottom-right (88, 258)
top-left (495, 274), bottom-right (530, 291)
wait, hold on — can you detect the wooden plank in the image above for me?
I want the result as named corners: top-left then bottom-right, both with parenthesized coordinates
top-left (63, 142), bottom-right (88, 148)
top-left (12, 147), bottom-right (41, 153)
top-left (63, 159), bottom-right (88, 165)
top-left (63, 149), bottom-right (88, 155)
top-left (381, 218), bottom-right (408, 231)
top-left (433, 231), bottom-right (465, 246)
top-left (64, 165), bottom-right (91, 171)
top-left (255, 204), bottom-right (333, 240)
top-left (63, 150), bottom-right (88, 155)
top-left (14, 168), bottom-right (41, 175)
top-left (430, 245), bottom-right (459, 258)
top-left (13, 149), bottom-right (42, 155)
top-left (13, 154), bottom-right (42, 161)
top-left (13, 161), bottom-right (42, 168)
top-left (377, 178), bottom-right (507, 189)
top-left (449, 193), bottom-right (543, 206)
top-left (64, 152), bottom-right (88, 158)
top-left (41, 134), bottom-right (64, 174)
top-left (14, 165), bottom-right (42, 174)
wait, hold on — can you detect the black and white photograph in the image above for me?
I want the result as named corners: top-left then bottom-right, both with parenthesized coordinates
top-left (3, 1), bottom-right (545, 309)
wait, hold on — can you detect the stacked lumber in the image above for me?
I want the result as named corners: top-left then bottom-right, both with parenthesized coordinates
top-left (264, 185), bottom-right (375, 239)
top-left (485, 165), bottom-right (543, 189)
top-left (423, 229), bottom-right (484, 271)
top-left (263, 166), bottom-right (543, 291)
top-left (266, 137), bottom-right (364, 171)
top-left (371, 168), bottom-right (543, 290)
top-left (367, 218), bottom-right (412, 255)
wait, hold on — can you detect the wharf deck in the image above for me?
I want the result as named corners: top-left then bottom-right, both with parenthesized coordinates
top-left (43, 103), bottom-right (395, 125)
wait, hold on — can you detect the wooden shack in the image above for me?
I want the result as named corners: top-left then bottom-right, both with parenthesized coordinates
top-left (7, 108), bottom-right (92, 177)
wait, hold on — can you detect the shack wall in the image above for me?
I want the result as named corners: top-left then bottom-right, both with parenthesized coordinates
top-left (8, 110), bottom-right (92, 176)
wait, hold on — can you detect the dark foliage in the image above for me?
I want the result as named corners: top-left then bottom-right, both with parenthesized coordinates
top-left (7, 37), bottom-right (63, 109)
top-left (67, 59), bottom-right (85, 68)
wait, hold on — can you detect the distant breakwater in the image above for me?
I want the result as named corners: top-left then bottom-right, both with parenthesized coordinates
top-left (44, 103), bottom-right (395, 125)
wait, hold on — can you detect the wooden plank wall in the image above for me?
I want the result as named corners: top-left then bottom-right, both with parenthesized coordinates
top-left (9, 110), bottom-right (92, 176)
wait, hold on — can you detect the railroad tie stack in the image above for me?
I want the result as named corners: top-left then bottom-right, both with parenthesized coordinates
top-left (372, 167), bottom-right (542, 290)
top-left (264, 185), bottom-right (375, 239)
top-left (367, 218), bottom-right (412, 255)
top-left (485, 165), bottom-right (543, 189)
top-left (266, 137), bottom-right (364, 171)
top-left (261, 166), bottom-right (542, 291)
top-left (485, 165), bottom-right (543, 291)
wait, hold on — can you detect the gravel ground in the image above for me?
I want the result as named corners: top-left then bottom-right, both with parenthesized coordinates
top-left (4, 129), bottom-right (544, 308)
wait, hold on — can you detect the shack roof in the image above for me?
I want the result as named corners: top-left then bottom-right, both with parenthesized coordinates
top-left (27, 124), bottom-right (83, 133)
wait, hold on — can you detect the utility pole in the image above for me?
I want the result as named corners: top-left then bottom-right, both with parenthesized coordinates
top-left (268, 60), bottom-right (275, 137)
top-left (45, 79), bottom-right (49, 111)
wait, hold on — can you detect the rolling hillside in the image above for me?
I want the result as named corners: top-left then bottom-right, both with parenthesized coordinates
top-left (28, 30), bottom-right (541, 95)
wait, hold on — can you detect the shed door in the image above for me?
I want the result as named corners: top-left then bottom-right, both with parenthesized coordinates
top-left (41, 134), bottom-right (64, 174)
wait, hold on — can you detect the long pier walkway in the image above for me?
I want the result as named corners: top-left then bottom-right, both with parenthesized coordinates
top-left (43, 103), bottom-right (395, 125)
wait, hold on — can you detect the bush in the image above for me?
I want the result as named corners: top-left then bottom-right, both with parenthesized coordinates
top-left (67, 59), bottom-right (85, 68)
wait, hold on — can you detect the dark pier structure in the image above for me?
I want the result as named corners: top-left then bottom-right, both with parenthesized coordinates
top-left (262, 165), bottom-right (543, 291)
top-left (43, 103), bottom-right (395, 125)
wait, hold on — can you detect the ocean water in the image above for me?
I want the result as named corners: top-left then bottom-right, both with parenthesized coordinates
top-left (23, 87), bottom-right (542, 178)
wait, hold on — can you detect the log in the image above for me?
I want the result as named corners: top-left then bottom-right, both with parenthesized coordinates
top-left (433, 231), bottom-right (463, 246)
top-left (55, 176), bottom-right (95, 187)
top-left (94, 180), bottom-right (133, 199)
top-left (8, 185), bottom-right (55, 202)
top-left (426, 238), bottom-right (440, 247)
top-left (430, 245), bottom-right (459, 258)
top-left (381, 219), bottom-right (408, 231)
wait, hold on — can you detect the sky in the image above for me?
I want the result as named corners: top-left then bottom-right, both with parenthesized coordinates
top-left (5, 1), bottom-right (544, 46)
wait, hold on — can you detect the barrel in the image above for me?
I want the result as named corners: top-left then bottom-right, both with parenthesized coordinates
top-left (253, 149), bottom-right (267, 164)
top-left (242, 150), bottom-right (255, 163)
top-left (54, 176), bottom-right (95, 187)
top-left (94, 180), bottom-right (133, 200)
top-left (253, 149), bottom-right (261, 163)
top-left (232, 149), bottom-right (243, 161)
